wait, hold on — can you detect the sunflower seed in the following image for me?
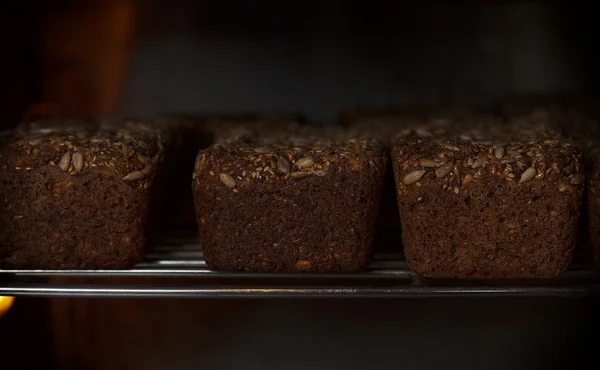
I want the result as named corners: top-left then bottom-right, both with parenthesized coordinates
top-left (435, 162), bottom-right (453, 178)
top-left (443, 144), bottom-right (460, 151)
top-left (123, 171), bottom-right (146, 181)
top-left (296, 156), bottom-right (314, 168)
top-left (403, 170), bottom-right (426, 185)
top-left (58, 151), bottom-right (71, 172)
top-left (314, 170), bottom-right (327, 177)
top-left (494, 146), bottom-right (505, 159)
top-left (519, 167), bottom-right (536, 184)
top-left (508, 150), bottom-right (522, 158)
top-left (419, 159), bottom-right (438, 168)
top-left (137, 153), bottom-right (151, 165)
top-left (277, 156), bottom-right (291, 174)
top-left (291, 171), bottom-right (309, 178)
top-left (471, 154), bottom-right (488, 169)
top-left (501, 158), bottom-right (517, 164)
top-left (219, 173), bottom-right (236, 188)
top-left (570, 173), bottom-right (584, 185)
top-left (72, 152), bottom-right (84, 171)
top-left (254, 147), bottom-right (271, 153)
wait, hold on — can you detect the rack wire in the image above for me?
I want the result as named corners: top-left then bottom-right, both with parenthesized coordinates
top-left (1, 231), bottom-right (599, 298)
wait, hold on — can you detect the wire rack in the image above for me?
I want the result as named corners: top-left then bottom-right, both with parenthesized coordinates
top-left (1, 231), bottom-right (599, 298)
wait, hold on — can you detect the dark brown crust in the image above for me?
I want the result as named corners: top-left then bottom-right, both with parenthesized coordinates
top-left (192, 131), bottom-right (386, 272)
top-left (392, 119), bottom-right (584, 278)
top-left (0, 119), bottom-right (170, 269)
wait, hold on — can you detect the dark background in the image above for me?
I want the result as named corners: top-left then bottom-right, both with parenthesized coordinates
top-left (1, 1), bottom-right (599, 369)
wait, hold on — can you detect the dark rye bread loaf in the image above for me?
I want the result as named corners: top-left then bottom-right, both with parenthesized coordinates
top-left (192, 127), bottom-right (387, 272)
top-left (0, 118), bottom-right (171, 269)
top-left (392, 118), bottom-right (584, 278)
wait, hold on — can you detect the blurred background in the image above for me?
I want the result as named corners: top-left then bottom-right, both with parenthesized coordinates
top-left (1, 1), bottom-right (599, 369)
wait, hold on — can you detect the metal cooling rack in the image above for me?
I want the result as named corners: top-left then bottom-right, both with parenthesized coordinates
top-left (1, 231), bottom-right (599, 298)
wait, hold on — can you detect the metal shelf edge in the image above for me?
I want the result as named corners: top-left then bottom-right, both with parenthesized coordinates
top-left (1, 283), bottom-right (599, 298)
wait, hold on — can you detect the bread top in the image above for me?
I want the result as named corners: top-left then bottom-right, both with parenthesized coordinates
top-left (0, 118), bottom-right (170, 188)
top-left (194, 125), bottom-right (386, 190)
top-left (392, 114), bottom-right (584, 196)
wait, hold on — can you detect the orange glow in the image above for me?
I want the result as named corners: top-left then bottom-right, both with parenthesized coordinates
top-left (0, 296), bottom-right (15, 318)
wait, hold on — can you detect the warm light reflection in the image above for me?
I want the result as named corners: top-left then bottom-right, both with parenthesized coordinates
top-left (0, 296), bottom-right (15, 318)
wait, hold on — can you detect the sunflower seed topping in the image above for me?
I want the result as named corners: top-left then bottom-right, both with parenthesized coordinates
top-left (72, 152), bottom-right (84, 171)
top-left (393, 117), bottom-right (584, 196)
top-left (58, 151), bottom-right (71, 172)
top-left (123, 171), bottom-right (146, 181)
top-left (296, 156), bottom-right (314, 168)
top-left (403, 170), bottom-right (426, 185)
top-left (277, 157), bottom-right (291, 174)
top-left (419, 159), bottom-right (438, 168)
top-left (519, 167), bottom-right (536, 184)
top-left (219, 173), bottom-right (236, 188)
top-left (435, 162), bottom-right (454, 178)
top-left (494, 146), bottom-right (505, 159)
top-left (291, 171), bottom-right (310, 178)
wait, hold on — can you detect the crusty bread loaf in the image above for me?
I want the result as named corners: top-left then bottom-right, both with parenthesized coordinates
top-left (0, 118), bottom-right (171, 268)
top-left (392, 116), bottom-right (584, 278)
top-left (193, 126), bottom-right (386, 272)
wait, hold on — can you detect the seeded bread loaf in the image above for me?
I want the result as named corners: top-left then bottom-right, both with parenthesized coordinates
top-left (392, 118), bottom-right (584, 278)
top-left (0, 118), bottom-right (170, 269)
top-left (192, 128), bottom-right (386, 272)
